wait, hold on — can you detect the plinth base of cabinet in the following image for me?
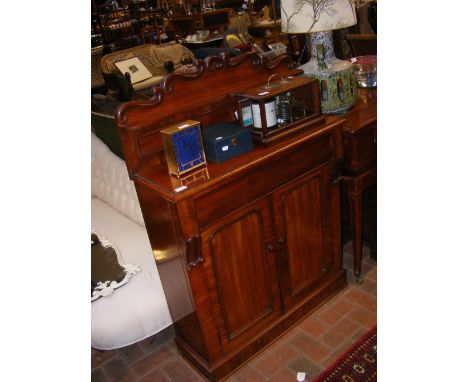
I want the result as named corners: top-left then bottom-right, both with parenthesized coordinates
top-left (175, 269), bottom-right (347, 381)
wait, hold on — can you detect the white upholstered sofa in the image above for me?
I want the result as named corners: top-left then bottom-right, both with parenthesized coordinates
top-left (91, 133), bottom-right (172, 350)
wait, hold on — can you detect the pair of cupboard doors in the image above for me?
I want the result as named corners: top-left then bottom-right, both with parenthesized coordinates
top-left (177, 124), bottom-right (345, 362)
top-left (198, 161), bottom-right (340, 356)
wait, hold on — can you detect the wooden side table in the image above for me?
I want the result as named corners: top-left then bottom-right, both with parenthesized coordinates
top-left (342, 167), bottom-right (376, 282)
top-left (327, 88), bottom-right (377, 282)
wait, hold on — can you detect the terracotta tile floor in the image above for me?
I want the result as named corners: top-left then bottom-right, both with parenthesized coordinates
top-left (92, 241), bottom-right (377, 382)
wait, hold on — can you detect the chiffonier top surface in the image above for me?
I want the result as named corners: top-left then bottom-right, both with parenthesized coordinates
top-left (135, 118), bottom-right (345, 202)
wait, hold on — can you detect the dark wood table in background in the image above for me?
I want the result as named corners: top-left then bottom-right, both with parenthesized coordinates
top-left (327, 88), bottom-right (377, 282)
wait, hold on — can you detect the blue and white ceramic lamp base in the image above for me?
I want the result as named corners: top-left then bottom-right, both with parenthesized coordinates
top-left (300, 31), bottom-right (357, 115)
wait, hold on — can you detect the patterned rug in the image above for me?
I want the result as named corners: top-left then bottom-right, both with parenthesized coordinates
top-left (313, 326), bottom-right (377, 382)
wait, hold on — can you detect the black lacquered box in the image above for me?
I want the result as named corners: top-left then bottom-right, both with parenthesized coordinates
top-left (202, 122), bottom-right (253, 163)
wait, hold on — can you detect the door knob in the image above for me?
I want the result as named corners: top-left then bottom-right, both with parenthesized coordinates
top-left (277, 238), bottom-right (287, 257)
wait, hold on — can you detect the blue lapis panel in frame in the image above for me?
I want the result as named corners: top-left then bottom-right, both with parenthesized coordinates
top-left (171, 125), bottom-right (206, 174)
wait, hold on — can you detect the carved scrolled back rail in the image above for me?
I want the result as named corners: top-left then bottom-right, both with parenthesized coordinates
top-left (261, 54), bottom-right (297, 70)
top-left (226, 51), bottom-right (262, 68)
top-left (115, 52), bottom-right (303, 178)
top-left (204, 53), bottom-right (228, 72)
top-left (115, 87), bottom-right (165, 129)
top-left (160, 59), bottom-right (206, 94)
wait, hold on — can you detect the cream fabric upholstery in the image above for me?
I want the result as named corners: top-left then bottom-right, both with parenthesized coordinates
top-left (91, 199), bottom-right (172, 350)
top-left (91, 133), bottom-right (172, 350)
top-left (91, 133), bottom-right (144, 227)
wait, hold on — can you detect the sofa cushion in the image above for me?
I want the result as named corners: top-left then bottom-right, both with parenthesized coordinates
top-left (148, 42), bottom-right (195, 74)
top-left (91, 133), bottom-right (145, 227)
top-left (91, 198), bottom-right (172, 350)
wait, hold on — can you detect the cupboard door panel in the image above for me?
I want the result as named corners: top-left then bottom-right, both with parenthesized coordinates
top-left (274, 165), bottom-right (333, 310)
top-left (284, 177), bottom-right (325, 293)
top-left (201, 198), bottom-right (280, 353)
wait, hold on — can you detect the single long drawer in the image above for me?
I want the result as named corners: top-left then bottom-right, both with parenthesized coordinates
top-left (195, 133), bottom-right (335, 227)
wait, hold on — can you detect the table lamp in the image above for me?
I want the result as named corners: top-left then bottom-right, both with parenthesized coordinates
top-left (281, 0), bottom-right (357, 114)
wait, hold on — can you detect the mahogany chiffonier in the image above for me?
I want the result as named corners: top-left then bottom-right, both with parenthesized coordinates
top-left (115, 53), bottom-right (348, 381)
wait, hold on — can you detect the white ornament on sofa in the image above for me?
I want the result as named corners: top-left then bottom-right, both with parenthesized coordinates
top-left (91, 230), bottom-right (141, 302)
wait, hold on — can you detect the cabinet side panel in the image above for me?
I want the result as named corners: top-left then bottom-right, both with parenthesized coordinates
top-left (135, 183), bottom-right (210, 359)
top-left (283, 177), bottom-right (325, 294)
top-left (134, 183), bottom-right (195, 319)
